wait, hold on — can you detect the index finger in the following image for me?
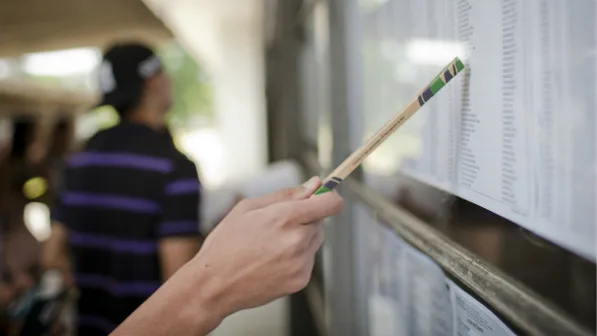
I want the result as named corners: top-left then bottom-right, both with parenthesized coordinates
top-left (237, 177), bottom-right (322, 212)
top-left (276, 191), bottom-right (344, 225)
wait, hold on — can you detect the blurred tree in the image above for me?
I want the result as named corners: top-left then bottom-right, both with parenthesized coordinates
top-left (159, 42), bottom-right (213, 128)
top-left (22, 76), bottom-right (63, 86)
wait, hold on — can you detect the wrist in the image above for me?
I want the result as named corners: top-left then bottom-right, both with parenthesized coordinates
top-left (114, 260), bottom-right (228, 336)
top-left (183, 257), bottom-right (231, 333)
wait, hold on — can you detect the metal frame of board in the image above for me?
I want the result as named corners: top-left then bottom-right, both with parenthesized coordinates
top-left (300, 150), bottom-right (593, 336)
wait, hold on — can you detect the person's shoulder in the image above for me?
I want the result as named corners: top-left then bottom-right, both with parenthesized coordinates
top-left (163, 145), bottom-right (199, 181)
top-left (84, 124), bottom-right (172, 156)
top-left (170, 150), bottom-right (197, 171)
top-left (82, 127), bottom-right (112, 149)
top-left (83, 124), bottom-right (139, 149)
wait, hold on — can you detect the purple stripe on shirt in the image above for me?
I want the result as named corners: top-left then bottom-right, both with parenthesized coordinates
top-left (62, 192), bottom-right (161, 213)
top-left (165, 179), bottom-right (201, 195)
top-left (76, 274), bottom-right (160, 296)
top-left (159, 221), bottom-right (199, 235)
top-left (67, 152), bottom-right (173, 173)
top-left (69, 231), bottom-right (157, 254)
top-left (78, 314), bottom-right (117, 333)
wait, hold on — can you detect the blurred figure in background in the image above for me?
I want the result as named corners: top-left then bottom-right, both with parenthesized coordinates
top-left (43, 43), bottom-right (203, 335)
top-left (47, 118), bottom-right (74, 192)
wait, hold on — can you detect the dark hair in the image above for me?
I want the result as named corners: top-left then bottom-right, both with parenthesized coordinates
top-left (10, 118), bottom-right (35, 159)
top-left (113, 89), bottom-right (143, 119)
top-left (113, 102), bottom-right (134, 119)
top-left (49, 117), bottom-right (72, 156)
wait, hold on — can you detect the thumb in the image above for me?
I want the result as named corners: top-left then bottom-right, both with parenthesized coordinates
top-left (239, 177), bottom-right (321, 211)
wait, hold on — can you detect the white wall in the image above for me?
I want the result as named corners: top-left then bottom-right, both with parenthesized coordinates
top-left (144, 0), bottom-right (268, 184)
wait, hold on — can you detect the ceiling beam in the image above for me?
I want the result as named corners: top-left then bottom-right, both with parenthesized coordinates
top-left (0, 0), bottom-right (172, 57)
top-left (0, 79), bottom-right (95, 116)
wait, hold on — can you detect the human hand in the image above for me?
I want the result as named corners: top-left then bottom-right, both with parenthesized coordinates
top-left (192, 176), bottom-right (343, 319)
top-left (110, 177), bottom-right (343, 336)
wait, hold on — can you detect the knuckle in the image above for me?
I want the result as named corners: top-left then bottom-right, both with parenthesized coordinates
top-left (287, 231), bottom-right (307, 252)
top-left (288, 257), bottom-right (304, 277)
top-left (280, 187), bottom-right (299, 198)
top-left (252, 208), bottom-right (276, 226)
top-left (235, 199), bottom-right (252, 212)
top-left (287, 271), bottom-right (310, 293)
top-left (330, 194), bottom-right (344, 213)
top-left (278, 208), bottom-right (296, 226)
top-left (272, 188), bottom-right (300, 204)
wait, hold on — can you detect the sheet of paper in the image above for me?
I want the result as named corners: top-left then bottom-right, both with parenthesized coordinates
top-left (369, 293), bottom-right (400, 336)
top-left (369, 223), bottom-right (405, 336)
top-left (449, 281), bottom-right (516, 336)
top-left (360, 0), bottom-right (597, 260)
top-left (366, 220), bottom-right (518, 335)
top-left (400, 243), bottom-right (453, 336)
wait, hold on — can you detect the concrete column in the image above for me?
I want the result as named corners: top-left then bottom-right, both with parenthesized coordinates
top-left (210, 18), bottom-right (268, 182)
top-left (143, 0), bottom-right (268, 183)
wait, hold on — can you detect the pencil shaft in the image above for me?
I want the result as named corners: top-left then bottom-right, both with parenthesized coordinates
top-left (314, 57), bottom-right (465, 195)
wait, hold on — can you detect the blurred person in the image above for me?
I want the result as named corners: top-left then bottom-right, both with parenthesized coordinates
top-left (43, 43), bottom-right (203, 335)
top-left (0, 273), bottom-right (34, 308)
top-left (47, 118), bottom-right (73, 187)
top-left (2, 179), bottom-right (42, 284)
top-left (2, 119), bottom-right (47, 274)
top-left (0, 282), bottom-right (15, 308)
top-left (0, 272), bottom-right (35, 333)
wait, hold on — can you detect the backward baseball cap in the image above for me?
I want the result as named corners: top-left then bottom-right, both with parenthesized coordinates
top-left (96, 43), bottom-right (163, 109)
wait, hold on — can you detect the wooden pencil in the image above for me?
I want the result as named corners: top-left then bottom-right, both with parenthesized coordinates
top-left (314, 57), bottom-right (466, 195)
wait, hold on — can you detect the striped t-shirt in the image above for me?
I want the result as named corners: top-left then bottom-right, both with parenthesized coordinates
top-left (52, 122), bottom-right (202, 335)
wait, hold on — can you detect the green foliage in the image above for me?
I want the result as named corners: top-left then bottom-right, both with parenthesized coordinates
top-left (23, 75), bottom-right (64, 86)
top-left (159, 43), bottom-right (213, 128)
top-left (93, 105), bottom-right (120, 130)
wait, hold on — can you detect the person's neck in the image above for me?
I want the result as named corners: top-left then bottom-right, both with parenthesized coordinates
top-left (125, 106), bottom-right (163, 130)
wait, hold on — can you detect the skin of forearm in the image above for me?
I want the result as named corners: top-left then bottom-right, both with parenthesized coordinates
top-left (111, 257), bottom-right (228, 336)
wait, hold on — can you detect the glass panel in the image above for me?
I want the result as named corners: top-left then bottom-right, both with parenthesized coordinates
top-left (365, 205), bottom-right (518, 336)
top-left (357, 0), bottom-right (596, 331)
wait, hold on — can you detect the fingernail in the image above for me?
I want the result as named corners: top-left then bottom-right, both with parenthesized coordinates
top-left (302, 176), bottom-right (319, 191)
